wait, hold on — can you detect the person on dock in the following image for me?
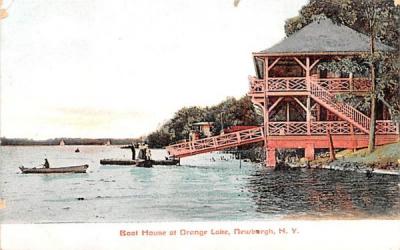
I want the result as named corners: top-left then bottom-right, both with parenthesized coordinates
top-left (43, 158), bottom-right (50, 168)
top-left (121, 144), bottom-right (136, 160)
top-left (138, 143), bottom-right (151, 160)
top-left (146, 149), bottom-right (151, 160)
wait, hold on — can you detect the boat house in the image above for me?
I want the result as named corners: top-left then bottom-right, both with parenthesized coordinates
top-left (166, 18), bottom-right (399, 167)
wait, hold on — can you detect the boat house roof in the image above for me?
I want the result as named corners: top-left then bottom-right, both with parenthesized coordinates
top-left (255, 18), bottom-right (393, 56)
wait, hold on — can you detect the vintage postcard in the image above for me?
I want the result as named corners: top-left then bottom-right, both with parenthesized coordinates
top-left (0, 0), bottom-right (399, 249)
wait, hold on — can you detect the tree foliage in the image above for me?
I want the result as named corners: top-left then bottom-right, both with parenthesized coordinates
top-left (285, 0), bottom-right (399, 47)
top-left (286, 0), bottom-right (399, 153)
top-left (146, 96), bottom-right (262, 148)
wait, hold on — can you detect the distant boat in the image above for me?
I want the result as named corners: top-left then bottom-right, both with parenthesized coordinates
top-left (19, 164), bottom-right (89, 174)
top-left (75, 148), bottom-right (80, 153)
top-left (100, 159), bottom-right (152, 168)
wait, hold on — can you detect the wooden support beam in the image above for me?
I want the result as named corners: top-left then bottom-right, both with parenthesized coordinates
top-left (293, 57), bottom-right (307, 70)
top-left (266, 148), bottom-right (276, 168)
top-left (307, 96), bottom-right (311, 135)
top-left (327, 129), bottom-right (336, 161)
top-left (293, 97), bottom-right (307, 111)
top-left (311, 103), bottom-right (318, 111)
top-left (264, 57), bottom-right (269, 137)
top-left (286, 102), bottom-right (290, 122)
top-left (310, 59), bottom-right (320, 70)
top-left (305, 143), bottom-right (315, 160)
top-left (306, 57), bottom-right (311, 91)
top-left (268, 97), bottom-right (284, 113)
top-left (268, 57), bottom-right (281, 71)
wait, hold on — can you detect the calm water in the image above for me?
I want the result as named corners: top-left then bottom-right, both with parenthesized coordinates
top-left (0, 146), bottom-right (399, 223)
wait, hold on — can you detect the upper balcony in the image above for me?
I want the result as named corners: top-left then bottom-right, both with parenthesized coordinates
top-left (248, 76), bottom-right (371, 96)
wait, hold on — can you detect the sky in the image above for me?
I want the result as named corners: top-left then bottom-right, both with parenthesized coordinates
top-left (0, 0), bottom-right (307, 139)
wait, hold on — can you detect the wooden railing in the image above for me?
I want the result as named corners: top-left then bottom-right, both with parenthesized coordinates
top-left (268, 122), bottom-right (308, 135)
top-left (248, 76), bottom-right (265, 93)
top-left (248, 77), bottom-right (307, 92)
top-left (248, 77), bottom-right (371, 94)
top-left (376, 120), bottom-right (399, 134)
top-left (166, 121), bottom-right (398, 158)
top-left (310, 81), bottom-right (370, 133)
top-left (268, 121), bottom-right (398, 136)
top-left (267, 78), bottom-right (307, 91)
top-left (316, 78), bottom-right (371, 92)
top-left (166, 127), bottom-right (264, 158)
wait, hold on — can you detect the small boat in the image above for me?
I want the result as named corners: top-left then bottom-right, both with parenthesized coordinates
top-left (151, 159), bottom-right (180, 166)
top-left (19, 164), bottom-right (89, 174)
top-left (100, 159), bottom-right (153, 168)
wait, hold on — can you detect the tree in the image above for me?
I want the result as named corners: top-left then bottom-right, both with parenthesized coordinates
top-left (286, 0), bottom-right (399, 153)
top-left (146, 96), bottom-right (262, 148)
top-left (345, 0), bottom-right (397, 153)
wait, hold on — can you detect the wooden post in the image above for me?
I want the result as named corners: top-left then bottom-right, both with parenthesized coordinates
top-left (306, 57), bottom-right (310, 91)
top-left (266, 148), bottom-right (276, 168)
top-left (286, 101), bottom-right (290, 122)
top-left (264, 57), bottom-right (269, 137)
top-left (286, 101), bottom-right (290, 132)
top-left (327, 129), bottom-right (336, 161)
top-left (305, 144), bottom-right (315, 160)
top-left (307, 96), bottom-right (311, 135)
top-left (349, 72), bottom-right (353, 92)
top-left (264, 57), bottom-right (269, 166)
top-left (350, 124), bottom-right (357, 152)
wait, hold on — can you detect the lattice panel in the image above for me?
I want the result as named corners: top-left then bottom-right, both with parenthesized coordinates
top-left (310, 122), bottom-right (365, 135)
top-left (317, 78), bottom-right (371, 92)
top-left (268, 78), bottom-right (306, 91)
top-left (376, 121), bottom-right (399, 134)
top-left (248, 76), bottom-right (264, 93)
top-left (288, 78), bottom-right (307, 90)
top-left (268, 122), bottom-right (287, 135)
top-left (319, 79), bottom-right (350, 91)
top-left (268, 79), bottom-right (287, 90)
top-left (268, 122), bottom-right (307, 135)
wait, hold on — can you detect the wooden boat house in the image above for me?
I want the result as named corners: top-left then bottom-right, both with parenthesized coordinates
top-left (166, 18), bottom-right (399, 167)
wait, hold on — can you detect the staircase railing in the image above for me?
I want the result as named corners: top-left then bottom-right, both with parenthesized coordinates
top-left (310, 81), bottom-right (370, 133)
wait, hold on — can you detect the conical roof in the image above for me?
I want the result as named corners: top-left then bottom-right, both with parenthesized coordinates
top-left (257, 18), bottom-right (393, 55)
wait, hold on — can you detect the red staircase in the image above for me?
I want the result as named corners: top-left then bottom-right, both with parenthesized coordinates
top-left (166, 127), bottom-right (264, 158)
top-left (310, 81), bottom-right (370, 134)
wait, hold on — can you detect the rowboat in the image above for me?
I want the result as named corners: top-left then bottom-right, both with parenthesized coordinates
top-left (100, 159), bottom-right (153, 168)
top-left (19, 164), bottom-right (89, 174)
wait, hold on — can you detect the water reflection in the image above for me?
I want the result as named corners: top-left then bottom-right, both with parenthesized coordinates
top-left (40, 173), bottom-right (89, 182)
top-left (246, 168), bottom-right (400, 219)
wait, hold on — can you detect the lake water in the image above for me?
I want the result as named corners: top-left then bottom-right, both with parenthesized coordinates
top-left (0, 146), bottom-right (399, 223)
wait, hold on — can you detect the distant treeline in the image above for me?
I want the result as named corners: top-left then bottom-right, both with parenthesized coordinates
top-left (0, 137), bottom-right (142, 146)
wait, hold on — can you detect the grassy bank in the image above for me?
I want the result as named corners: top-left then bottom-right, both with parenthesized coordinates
top-left (335, 142), bottom-right (400, 167)
top-left (307, 142), bottom-right (400, 170)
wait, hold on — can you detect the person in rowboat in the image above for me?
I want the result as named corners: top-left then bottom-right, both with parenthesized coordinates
top-left (43, 158), bottom-right (50, 168)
